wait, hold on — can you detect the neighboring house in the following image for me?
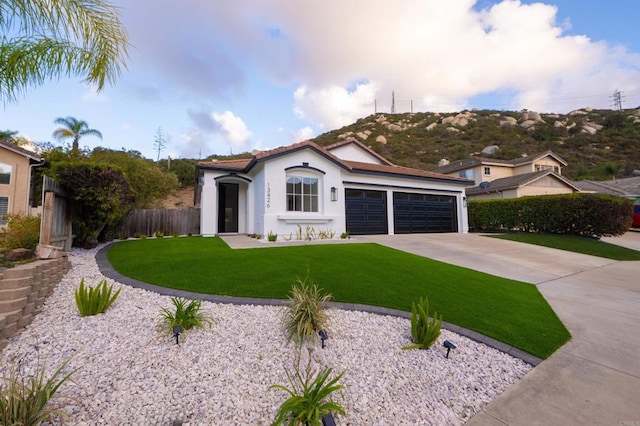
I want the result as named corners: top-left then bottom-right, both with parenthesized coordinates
top-left (575, 177), bottom-right (640, 204)
top-left (196, 139), bottom-right (473, 237)
top-left (0, 140), bottom-right (44, 226)
top-left (433, 151), bottom-right (581, 200)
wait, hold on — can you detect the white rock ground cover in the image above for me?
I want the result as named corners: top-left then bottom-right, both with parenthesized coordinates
top-left (1, 247), bottom-right (532, 425)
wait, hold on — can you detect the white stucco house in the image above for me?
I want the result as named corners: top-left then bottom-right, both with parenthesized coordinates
top-left (196, 139), bottom-right (474, 237)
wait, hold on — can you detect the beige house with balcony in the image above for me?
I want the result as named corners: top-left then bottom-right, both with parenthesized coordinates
top-left (433, 151), bottom-right (581, 200)
top-left (0, 140), bottom-right (44, 226)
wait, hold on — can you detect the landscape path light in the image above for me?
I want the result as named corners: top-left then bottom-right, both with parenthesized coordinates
top-left (318, 329), bottom-right (329, 349)
top-left (172, 325), bottom-right (182, 345)
top-left (443, 340), bottom-right (456, 358)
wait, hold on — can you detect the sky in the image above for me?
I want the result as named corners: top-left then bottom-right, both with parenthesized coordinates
top-left (2, 0), bottom-right (640, 161)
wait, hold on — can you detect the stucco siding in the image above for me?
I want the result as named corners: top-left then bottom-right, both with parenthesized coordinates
top-left (0, 148), bottom-right (33, 218)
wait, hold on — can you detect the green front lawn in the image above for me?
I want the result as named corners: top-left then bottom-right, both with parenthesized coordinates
top-left (107, 237), bottom-right (570, 359)
top-left (488, 233), bottom-right (640, 261)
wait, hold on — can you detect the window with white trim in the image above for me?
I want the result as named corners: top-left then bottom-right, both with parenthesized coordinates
top-left (286, 176), bottom-right (319, 212)
top-left (0, 163), bottom-right (11, 185)
top-left (0, 196), bottom-right (8, 226)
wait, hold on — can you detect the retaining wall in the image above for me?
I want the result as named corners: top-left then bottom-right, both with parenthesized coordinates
top-left (0, 257), bottom-right (71, 349)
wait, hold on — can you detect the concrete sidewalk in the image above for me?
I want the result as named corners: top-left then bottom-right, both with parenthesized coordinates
top-left (360, 233), bottom-right (640, 426)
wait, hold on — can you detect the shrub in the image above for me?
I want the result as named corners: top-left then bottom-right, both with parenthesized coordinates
top-left (468, 193), bottom-right (633, 238)
top-left (0, 358), bottom-right (76, 425)
top-left (282, 276), bottom-right (332, 346)
top-left (268, 231), bottom-right (278, 242)
top-left (271, 352), bottom-right (345, 425)
top-left (0, 213), bottom-right (41, 251)
top-left (154, 230), bottom-right (165, 238)
top-left (75, 278), bottom-right (121, 317)
top-left (402, 296), bottom-right (442, 350)
top-left (159, 297), bottom-right (212, 338)
top-left (52, 161), bottom-right (135, 247)
top-left (340, 231), bottom-right (349, 239)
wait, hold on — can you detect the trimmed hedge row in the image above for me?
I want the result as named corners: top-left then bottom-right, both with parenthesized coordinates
top-left (468, 193), bottom-right (633, 238)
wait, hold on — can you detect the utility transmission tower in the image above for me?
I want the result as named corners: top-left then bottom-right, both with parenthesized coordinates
top-left (611, 89), bottom-right (624, 111)
top-left (391, 91), bottom-right (396, 114)
top-left (154, 127), bottom-right (166, 161)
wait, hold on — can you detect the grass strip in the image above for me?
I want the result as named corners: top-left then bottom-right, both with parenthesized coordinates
top-left (107, 237), bottom-right (570, 359)
top-left (488, 232), bottom-right (640, 261)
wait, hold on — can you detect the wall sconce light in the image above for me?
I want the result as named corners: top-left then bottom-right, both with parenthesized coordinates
top-left (463, 196), bottom-right (467, 207)
top-left (318, 329), bottom-right (329, 349)
top-left (330, 187), bottom-right (338, 202)
top-left (172, 325), bottom-right (182, 345)
top-left (443, 340), bottom-right (457, 358)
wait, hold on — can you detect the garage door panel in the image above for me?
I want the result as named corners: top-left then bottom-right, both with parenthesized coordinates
top-left (393, 192), bottom-right (457, 234)
top-left (345, 189), bottom-right (388, 235)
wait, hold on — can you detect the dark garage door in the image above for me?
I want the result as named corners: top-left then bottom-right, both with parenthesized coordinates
top-left (345, 189), bottom-right (387, 235)
top-left (393, 192), bottom-right (457, 233)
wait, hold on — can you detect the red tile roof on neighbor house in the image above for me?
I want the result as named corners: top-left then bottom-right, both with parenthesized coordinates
top-left (197, 139), bottom-right (473, 185)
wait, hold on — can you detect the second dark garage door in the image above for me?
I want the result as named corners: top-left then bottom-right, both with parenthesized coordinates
top-left (393, 192), bottom-right (458, 233)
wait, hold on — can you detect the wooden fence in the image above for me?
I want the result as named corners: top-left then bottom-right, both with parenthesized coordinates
top-left (120, 208), bottom-right (200, 237)
top-left (39, 175), bottom-right (72, 251)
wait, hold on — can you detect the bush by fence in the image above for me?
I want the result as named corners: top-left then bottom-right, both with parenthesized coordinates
top-left (468, 194), bottom-right (633, 238)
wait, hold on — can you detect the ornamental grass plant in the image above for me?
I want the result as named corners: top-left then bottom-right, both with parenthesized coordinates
top-left (159, 297), bottom-right (212, 338)
top-left (402, 296), bottom-right (442, 350)
top-left (282, 276), bottom-right (332, 346)
top-left (271, 350), bottom-right (345, 426)
top-left (0, 358), bottom-right (76, 426)
top-left (74, 278), bottom-right (121, 317)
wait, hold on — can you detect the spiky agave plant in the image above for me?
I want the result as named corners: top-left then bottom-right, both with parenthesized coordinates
top-left (402, 296), bottom-right (442, 350)
top-left (75, 278), bottom-right (121, 316)
top-left (282, 276), bottom-right (332, 346)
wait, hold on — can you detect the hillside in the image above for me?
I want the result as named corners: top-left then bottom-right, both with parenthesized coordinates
top-left (310, 107), bottom-right (640, 180)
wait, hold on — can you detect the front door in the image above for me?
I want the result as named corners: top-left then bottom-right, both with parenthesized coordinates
top-left (218, 183), bottom-right (239, 233)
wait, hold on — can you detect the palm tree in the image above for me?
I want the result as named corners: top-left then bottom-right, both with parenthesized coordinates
top-left (0, 0), bottom-right (129, 104)
top-left (52, 117), bottom-right (102, 156)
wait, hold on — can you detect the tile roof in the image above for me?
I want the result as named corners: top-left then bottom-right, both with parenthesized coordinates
top-left (575, 178), bottom-right (640, 197)
top-left (325, 138), bottom-right (392, 165)
top-left (197, 139), bottom-right (472, 185)
top-left (343, 160), bottom-right (473, 184)
top-left (466, 170), bottom-right (579, 195)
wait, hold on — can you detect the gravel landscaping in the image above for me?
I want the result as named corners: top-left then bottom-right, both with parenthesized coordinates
top-left (0, 246), bottom-right (532, 425)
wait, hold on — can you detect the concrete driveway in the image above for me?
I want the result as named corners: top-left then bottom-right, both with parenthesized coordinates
top-left (360, 233), bottom-right (640, 426)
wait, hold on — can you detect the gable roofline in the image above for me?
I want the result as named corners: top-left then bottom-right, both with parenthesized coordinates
top-left (574, 180), bottom-right (639, 197)
top-left (196, 140), bottom-right (472, 186)
top-left (466, 170), bottom-right (580, 195)
top-left (433, 150), bottom-right (568, 174)
top-left (324, 138), bottom-right (393, 165)
top-left (0, 139), bottom-right (44, 163)
top-left (344, 160), bottom-right (474, 186)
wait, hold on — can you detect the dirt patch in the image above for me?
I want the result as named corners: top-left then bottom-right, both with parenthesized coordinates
top-left (161, 187), bottom-right (195, 208)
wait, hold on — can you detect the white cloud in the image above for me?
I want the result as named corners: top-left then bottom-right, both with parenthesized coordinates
top-left (291, 126), bottom-right (314, 143)
top-left (119, 0), bottom-right (640, 131)
top-left (211, 111), bottom-right (252, 148)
